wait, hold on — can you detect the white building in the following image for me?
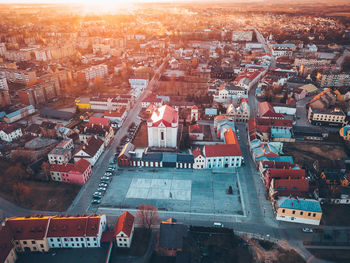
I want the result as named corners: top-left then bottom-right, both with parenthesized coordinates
top-left (147, 105), bottom-right (178, 148)
top-left (129, 78), bottom-right (149, 98)
top-left (190, 106), bottom-right (199, 122)
top-left (114, 212), bottom-right (135, 248)
top-left (74, 136), bottom-right (105, 166)
top-left (192, 148), bottom-right (206, 169)
top-left (0, 124), bottom-right (23, 142)
top-left (77, 64), bottom-right (108, 82)
top-left (0, 77), bottom-right (8, 90)
top-left (232, 31), bottom-right (253, 42)
top-left (48, 139), bottom-right (74, 164)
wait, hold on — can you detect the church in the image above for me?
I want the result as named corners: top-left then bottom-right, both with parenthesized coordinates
top-left (147, 105), bottom-right (178, 148)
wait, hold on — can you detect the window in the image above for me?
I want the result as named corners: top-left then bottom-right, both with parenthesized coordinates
top-left (313, 213), bottom-right (316, 217)
top-left (300, 212), bottom-right (303, 215)
top-left (33, 247), bottom-right (37, 250)
top-left (23, 241), bottom-right (27, 245)
top-left (76, 238), bottom-right (79, 241)
top-left (94, 243), bottom-right (97, 246)
top-left (160, 131), bottom-right (164, 140)
top-left (292, 210), bottom-right (295, 215)
top-left (93, 238), bottom-right (96, 241)
top-left (72, 244), bottom-right (74, 247)
top-left (308, 213), bottom-right (311, 216)
top-left (124, 239), bottom-right (126, 241)
top-left (40, 244), bottom-right (44, 248)
top-left (81, 238), bottom-right (84, 241)
top-left (282, 209), bottom-right (285, 213)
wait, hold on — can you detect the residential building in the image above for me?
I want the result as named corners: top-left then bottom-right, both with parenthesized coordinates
top-left (0, 124), bottom-right (23, 142)
top-left (318, 73), bottom-right (350, 88)
top-left (79, 123), bottom-right (114, 147)
top-left (46, 214), bottom-right (106, 248)
top-left (104, 107), bottom-right (127, 127)
top-left (0, 77), bottom-right (8, 90)
top-left (76, 64), bottom-right (108, 82)
top-left (49, 159), bottom-right (92, 184)
top-left (203, 143), bottom-right (242, 168)
top-left (18, 81), bottom-right (60, 106)
top-left (269, 178), bottom-right (309, 199)
top-left (308, 107), bottom-right (347, 127)
top-left (192, 147), bottom-right (206, 169)
top-left (141, 97), bottom-right (163, 108)
top-left (226, 98), bottom-right (250, 122)
top-left (74, 136), bottom-right (105, 166)
top-left (274, 197), bottom-right (322, 225)
top-left (117, 143), bottom-right (136, 167)
top-left (0, 225), bottom-right (17, 263)
top-left (190, 106), bottom-right (199, 122)
top-left (114, 212), bottom-right (135, 248)
top-left (48, 139), bottom-right (74, 164)
top-left (176, 154), bottom-right (194, 169)
top-left (147, 105), bottom-right (178, 148)
top-left (232, 31), bottom-right (253, 41)
top-left (262, 168), bottom-right (306, 191)
top-left (258, 102), bottom-right (284, 119)
top-left (4, 49), bottom-right (32, 62)
top-left (189, 124), bottom-right (204, 141)
top-left (0, 68), bottom-right (37, 84)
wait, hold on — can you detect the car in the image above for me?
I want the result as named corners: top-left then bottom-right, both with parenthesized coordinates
top-left (99, 183), bottom-right (108, 188)
top-left (213, 222), bottom-right (224, 228)
top-left (91, 199), bottom-right (101, 204)
top-left (92, 195), bottom-right (102, 199)
top-left (302, 228), bottom-right (313, 233)
top-left (97, 187), bottom-right (107, 192)
top-left (93, 191), bottom-right (102, 195)
top-left (105, 171), bottom-right (113, 175)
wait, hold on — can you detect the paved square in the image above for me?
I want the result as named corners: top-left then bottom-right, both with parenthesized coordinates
top-left (101, 168), bottom-right (243, 216)
top-left (126, 178), bottom-right (191, 201)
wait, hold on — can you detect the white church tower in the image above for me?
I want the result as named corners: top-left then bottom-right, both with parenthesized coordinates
top-left (147, 105), bottom-right (178, 148)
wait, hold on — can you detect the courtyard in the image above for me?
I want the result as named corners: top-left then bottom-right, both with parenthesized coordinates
top-left (100, 168), bottom-right (244, 216)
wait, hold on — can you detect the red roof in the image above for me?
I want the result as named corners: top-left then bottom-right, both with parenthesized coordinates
top-left (260, 160), bottom-right (296, 169)
top-left (148, 105), bottom-right (178, 127)
top-left (192, 147), bottom-right (203, 158)
top-left (224, 128), bottom-right (238, 145)
top-left (50, 163), bottom-right (75, 173)
top-left (267, 168), bottom-right (305, 179)
top-left (104, 107), bottom-right (126, 118)
top-left (71, 159), bottom-right (91, 174)
top-left (189, 124), bottom-right (203, 134)
top-left (6, 216), bottom-right (50, 240)
top-left (89, 117), bottom-right (110, 127)
top-left (47, 215), bottom-right (101, 238)
top-left (204, 143), bottom-right (242, 157)
top-left (258, 102), bottom-right (284, 118)
top-left (114, 211), bottom-right (134, 237)
top-left (75, 136), bottom-right (104, 158)
top-left (273, 178), bottom-right (309, 193)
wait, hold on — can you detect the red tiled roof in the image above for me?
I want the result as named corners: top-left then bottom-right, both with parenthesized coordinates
top-left (50, 163), bottom-right (74, 173)
top-left (114, 211), bottom-right (134, 237)
top-left (0, 225), bottom-right (14, 263)
top-left (47, 215), bottom-right (101, 238)
top-left (71, 159), bottom-right (91, 174)
top-left (189, 124), bottom-right (203, 134)
top-left (101, 231), bottom-right (114, 242)
top-left (258, 102), bottom-right (284, 118)
top-left (273, 178), bottom-right (309, 193)
top-left (6, 216), bottom-right (50, 240)
top-left (260, 160), bottom-right (295, 169)
top-left (75, 136), bottom-right (104, 158)
top-left (148, 105), bottom-right (178, 127)
top-left (267, 168), bottom-right (305, 178)
top-left (204, 143), bottom-right (242, 157)
top-left (89, 117), bottom-right (110, 127)
top-left (104, 107), bottom-right (126, 118)
top-left (192, 147), bottom-right (203, 158)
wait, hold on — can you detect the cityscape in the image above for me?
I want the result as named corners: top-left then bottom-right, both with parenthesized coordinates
top-left (0, 0), bottom-right (350, 262)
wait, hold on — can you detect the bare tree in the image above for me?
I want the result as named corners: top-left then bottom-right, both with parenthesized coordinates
top-left (136, 204), bottom-right (159, 230)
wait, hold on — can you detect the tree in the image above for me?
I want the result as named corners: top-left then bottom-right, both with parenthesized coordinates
top-left (136, 204), bottom-right (159, 230)
top-left (5, 166), bottom-right (28, 183)
top-left (40, 162), bottom-right (50, 181)
top-left (13, 183), bottom-right (30, 203)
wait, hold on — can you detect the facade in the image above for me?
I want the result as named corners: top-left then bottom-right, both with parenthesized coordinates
top-left (0, 124), bottom-right (23, 142)
top-left (274, 197), bottom-right (322, 225)
top-left (318, 73), bottom-right (350, 88)
top-left (203, 144), bottom-right (242, 168)
top-left (258, 102), bottom-right (284, 119)
top-left (226, 98), bottom-right (250, 122)
top-left (0, 77), bottom-right (8, 90)
top-left (114, 212), bottom-right (135, 248)
top-left (49, 159), bottom-right (92, 184)
top-left (189, 124), bottom-right (204, 141)
top-left (79, 123), bottom-right (114, 147)
top-left (104, 107), bottom-right (127, 127)
top-left (4, 105), bottom-right (36, 124)
top-left (147, 105), bottom-right (178, 148)
top-left (18, 81), bottom-right (60, 106)
top-left (76, 64), bottom-right (108, 82)
top-left (0, 69), bottom-right (37, 84)
top-left (193, 147), bottom-right (206, 169)
top-left (117, 143), bottom-right (135, 167)
top-left (190, 106), bottom-right (199, 122)
top-left (232, 31), bottom-right (253, 41)
top-left (74, 136), bottom-right (105, 166)
top-left (308, 107), bottom-right (346, 127)
top-left (48, 139), bottom-right (73, 164)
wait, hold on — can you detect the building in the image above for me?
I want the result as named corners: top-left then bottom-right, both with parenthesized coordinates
top-left (193, 147), bottom-right (206, 169)
top-left (46, 214), bottom-right (106, 249)
top-left (48, 139), bottom-right (74, 164)
top-left (18, 81), bottom-right (60, 106)
top-left (269, 178), bottom-right (309, 199)
top-left (339, 125), bottom-right (350, 141)
top-left (318, 73), bottom-right (350, 88)
top-left (49, 159), bottom-right (92, 184)
top-left (262, 168), bottom-right (306, 191)
top-left (0, 68), bottom-right (37, 84)
top-left (79, 123), bottom-right (114, 147)
top-left (0, 77), bottom-right (8, 90)
top-left (0, 225), bottom-right (17, 263)
top-left (156, 219), bottom-right (187, 257)
top-left (0, 124), bottom-right (23, 142)
top-left (74, 136), bottom-right (105, 166)
top-left (274, 197), bottom-right (322, 225)
top-left (114, 212), bottom-right (135, 248)
top-left (308, 107), bottom-right (347, 127)
top-left (104, 107), bottom-right (127, 127)
top-left (117, 143), bottom-right (135, 167)
top-left (226, 98), bottom-right (250, 122)
top-left (203, 143), bottom-right (242, 168)
top-left (141, 97), bottom-right (163, 108)
top-left (258, 102), bottom-right (284, 119)
top-left (232, 31), bottom-right (253, 42)
top-left (4, 105), bottom-right (36, 124)
top-left (76, 64), bottom-right (108, 82)
top-left (147, 105), bottom-right (178, 148)
top-left (176, 154), bottom-right (194, 169)
top-left (189, 124), bottom-right (204, 141)
top-left (190, 106), bottom-right (199, 122)
top-left (4, 49), bottom-right (32, 62)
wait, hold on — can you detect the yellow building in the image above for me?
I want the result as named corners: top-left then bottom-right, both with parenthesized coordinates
top-left (75, 97), bottom-right (91, 109)
top-left (274, 197), bottom-right (322, 225)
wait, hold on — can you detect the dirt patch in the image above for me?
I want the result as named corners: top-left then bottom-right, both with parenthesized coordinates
top-left (132, 122), bottom-right (148, 148)
top-left (283, 142), bottom-right (348, 168)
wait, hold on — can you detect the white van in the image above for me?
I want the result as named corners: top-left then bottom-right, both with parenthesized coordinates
top-left (213, 222), bottom-right (224, 228)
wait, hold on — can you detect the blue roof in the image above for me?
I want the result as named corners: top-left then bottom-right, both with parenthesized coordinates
top-left (6, 105), bottom-right (35, 119)
top-left (0, 111), bottom-right (6, 118)
top-left (271, 128), bottom-right (292, 138)
top-left (162, 153), bottom-right (177, 163)
top-left (142, 152), bottom-right (163, 162)
top-left (205, 108), bottom-right (218, 115)
top-left (267, 156), bottom-right (294, 164)
top-left (342, 125), bottom-right (350, 136)
top-left (278, 197), bottom-right (322, 213)
top-left (177, 154), bottom-right (194, 163)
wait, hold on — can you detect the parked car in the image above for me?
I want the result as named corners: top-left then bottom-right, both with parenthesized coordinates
top-left (91, 199), bottom-right (101, 204)
top-left (302, 228), bottom-right (313, 233)
top-left (97, 187), bottom-right (107, 192)
top-left (92, 195), bottom-right (102, 200)
top-left (99, 183), bottom-right (108, 188)
top-left (105, 171), bottom-right (113, 175)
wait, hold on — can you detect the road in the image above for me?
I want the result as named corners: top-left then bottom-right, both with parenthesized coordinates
top-left (67, 59), bottom-right (168, 215)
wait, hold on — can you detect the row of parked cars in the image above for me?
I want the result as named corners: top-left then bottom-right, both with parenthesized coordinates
top-left (91, 163), bottom-right (116, 205)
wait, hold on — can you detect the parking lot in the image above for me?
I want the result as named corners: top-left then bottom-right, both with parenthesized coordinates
top-left (99, 168), bottom-right (244, 216)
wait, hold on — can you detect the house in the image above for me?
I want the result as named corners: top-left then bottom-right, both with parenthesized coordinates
top-left (74, 136), bottom-right (105, 166)
top-left (5, 216), bottom-right (51, 252)
top-left (49, 159), bottom-right (92, 184)
top-left (0, 225), bottom-right (17, 263)
top-left (142, 97), bottom-right (163, 108)
top-left (293, 126), bottom-right (329, 141)
top-left (249, 140), bottom-right (281, 164)
top-left (226, 98), bottom-right (250, 122)
top-left (156, 219), bottom-right (187, 257)
top-left (46, 214), bottom-right (107, 249)
top-left (274, 197), bottom-right (322, 225)
top-left (258, 160), bottom-right (298, 178)
top-left (104, 107), bottom-right (127, 128)
top-left (147, 105), bottom-right (178, 148)
top-left (114, 212), bottom-right (135, 248)
top-left (25, 123), bottom-right (41, 137)
top-left (192, 147), bottom-right (206, 169)
top-left (262, 168), bottom-right (306, 191)
top-left (189, 124), bottom-right (204, 141)
top-left (314, 186), bottom-right (350, 205)
top-left (117, 143), bottom-right (135, 167)
top-left (48, 139), bottom-right (74, 164)
top-left (258, 102), bottom-right (284, 119)
top-left (79, 123), bottom-right (114, 147)
top-left (56, 126), bottom-right (74, 139)
top-left (269, 178), bottom-right (309, 199)
top-left (41, 121), bottom-right (60, 138)
top-left (308, 88), bottom-right (337, 109)
top-left (0, 124), bottom-right (23, 142)
top-left (203, 143), bottom-right (242, 168)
